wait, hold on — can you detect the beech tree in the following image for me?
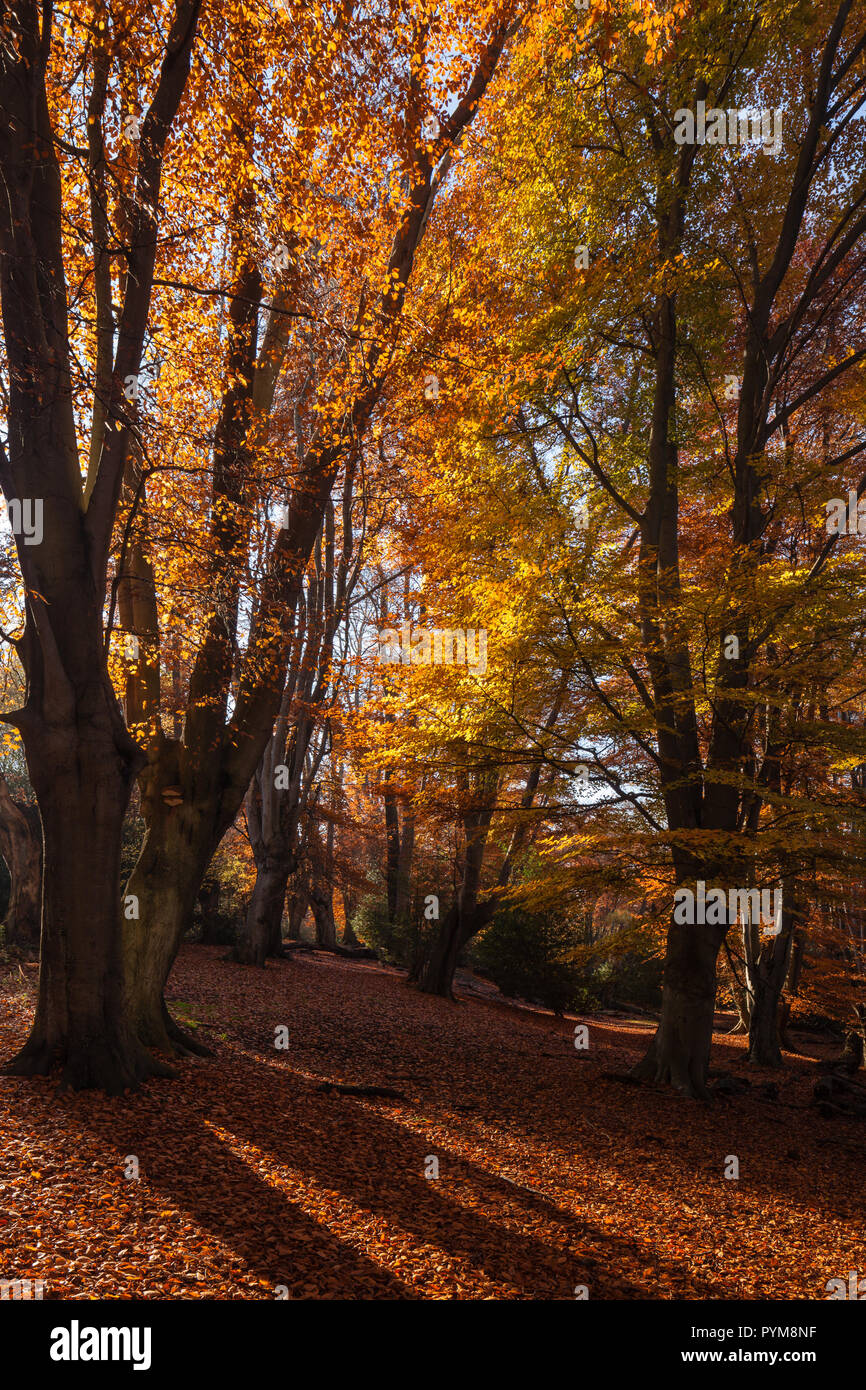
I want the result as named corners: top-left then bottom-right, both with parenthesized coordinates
top-left (6, 0), bottom-right (864, 1110)
top-left (116, 0), bottom-right (521, 1053)
top-left (235, 547), bottom-right (356, 968)
top-left (0, 0), bottom-right (202, 1088)
top-left (373, 0), bottom-right (866, 1091)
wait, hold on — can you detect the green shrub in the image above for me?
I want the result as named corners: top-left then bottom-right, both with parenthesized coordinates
top-left (352, 896), bottom-right (415, 967)
top-left (469, 906), bottom-right (662, 1015)
top-left (470, 907), bottom-right (593, 1014)
top-left (595, 951), bottom-right (663, 1012)
top-left (190, 909), bottom-right (239, 947)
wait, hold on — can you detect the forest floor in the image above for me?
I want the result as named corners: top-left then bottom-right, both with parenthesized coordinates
top-left (0, 944), bottom-right (863, 1300)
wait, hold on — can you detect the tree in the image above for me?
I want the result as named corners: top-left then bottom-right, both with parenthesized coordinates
top-left (0, 0), bottom-right (201, 1088)
top-left (405, 0), bottom-right (866, 1094)
top-left (118, 0), bottom-right (521, 1051)
top-left (0, 770), bottom-right (41, 956)
top-left (234, 470), bottom-right (363, 966)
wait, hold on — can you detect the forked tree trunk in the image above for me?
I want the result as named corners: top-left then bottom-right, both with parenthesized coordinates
top-left (110, 22), bottom-right (515, 1042)
top-left (341, 887), bottom-right (359, 946)
top-left (286, 873), bottom-right (308, 940)
top-left (7, 717), bottom-right (170, 1092)
top-left (746, 886), bottom-right (793, 1067)
top-left (413, 704), bottom-right (561, 998)
top-left (0, 778), bottom-right (42, 956)
top-left (415, 776), bottom-right (497, 997)
top-left (631, 918), bottom-right (726, 1100)
top-left (0, 0), bottom-right (200, 1090)
top-left (310, 875), bottom-right (337, 949)
top-left (414, 904), bottom-right (463, 997)
top-left (415, 896), bottom-right (496, 996)
top-left (113, 15), bottom-right (514, 1038)
top-left (235, 853), bottom-right (291, 966)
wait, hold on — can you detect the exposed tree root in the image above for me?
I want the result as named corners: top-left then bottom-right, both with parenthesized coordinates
top-left (162, 1000), bottom-right (215, 1058)
top-left (131, 999), bottom-right (215, 1060)
top-left (2, 1034), bottom-right (175, 1093)
top-left (1, 1037), bottom-right (55, 1077)
top-left (630, 1052), bottom-right (712, 1101)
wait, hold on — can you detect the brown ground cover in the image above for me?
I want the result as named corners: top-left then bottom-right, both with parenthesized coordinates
top-left (0, 945), bottom-right (862, 1300)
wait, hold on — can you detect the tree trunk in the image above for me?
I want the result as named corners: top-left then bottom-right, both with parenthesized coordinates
top-left (286, 873), bottom-right (308, 940)
top-left (415, 774), bottom-right (497, 997)
top-left (838, 1003), bottom-right (866, 1073)
top-left (631, 918), bottom-right (725, 1100)
top-left (310, 874), bottom-right (337, 949)
top-left (107, 24), bottom-right (512, 1046)
top-left (0, 777), bottom-right (42, 956)
top-left (395, 808), bottom-right (415, 921)
top-left (729, 976), bottom-right (750, 1034)
top-left (747, 980), bottom-right (784, 1067)
top-left (123, 811), bottom-right (214, 1058)
top-left (112, 15), bottom-right (511, 1038)
top-left (0, 0), bottom-right (200, 1093)
top-left (7, 728), bottom-right (170, 1091)
top-left (414, 904), bottom-right (463, 997)
top-left (384, 778), bottom-right (400, 922)
top-left (341, 887), bottom-right (359, 946)
top-left (235, 853), bottom-right (291, 966)
top-left (746, 886), bottom-right (793, 1067)
top-left (197, 881), bottom-right (224, 944)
